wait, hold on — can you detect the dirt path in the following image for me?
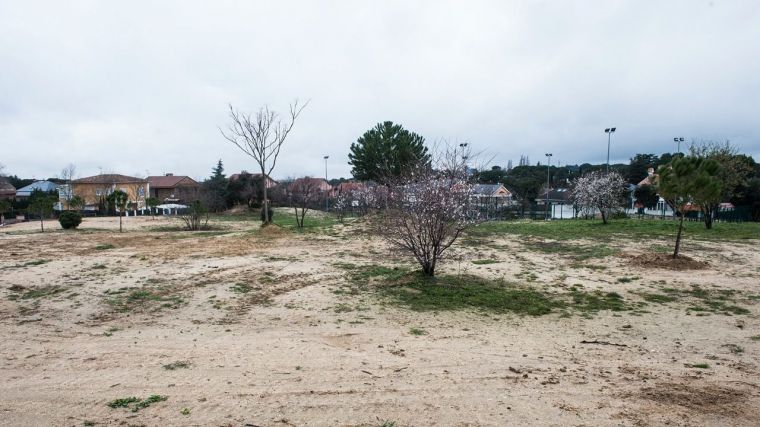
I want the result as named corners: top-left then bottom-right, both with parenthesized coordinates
top-left (1, 216), bottom-right (759, 426)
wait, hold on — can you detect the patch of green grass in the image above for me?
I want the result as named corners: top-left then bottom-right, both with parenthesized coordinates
top-left (180, 407), bottom-right (191, 416)
top-left (270, 209), bottom-right (339, 233)
top-left (469, 218), bottom-right (760, 242)
top-left (106, 288), bottom-right (184, 312)
top-left (95, 244), bottom-right (115, 250)
top-left (616, 276), bottom-right (640, 284)
top-left (335, 263), bottom-right (410, 286)
top-left (646, 285), bottom-right (750, 315)
top-left (333, 303), bottom-right (354, 313)
top-left (570, 289), bottom-right (627, 312)
top-left (3, 259), bottom-right (50, 270)
top-left (750, 335), bottom-right (760, 341)
top-left (258, 271), bottom-right (276, 284)
top-left (521, 240), bottom-right (619, 261)
top-left (17, 286), bottom-right (64, 300)
top-left (103, 326), bottom-right (120, 337)
top-left (379, 421), bottom-right (397, 427)
top-left (107, 397), bottom-right (139, 408)
top-left (162, 361), bottom-right (190, 370)
top-left (685, 363), bottom-right (710, 369)
top-left (340, 264), bottom-right (634, 317)
top-left (472, 259), bottom-right (500, 265)
top-left (637, 292), bottom-right (677, 304)
top-left (409, 327), bottom-right (428, 336)
top-left (91, 263), bottom-right (107, 270)
top-left (132, 395), bottom-right (168, 412)
top-left (379, 273), bottom-right (563, 316)
top-left (230, 282), bottom-right (253, 293)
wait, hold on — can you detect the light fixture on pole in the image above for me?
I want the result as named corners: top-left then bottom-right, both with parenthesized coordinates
top-left (323, 155), bottom-right (329, 211)
top-left (673, 137), bottom-right (684, 156)
top-left (604, 127), bottom-right (616, 173)
top-left (459, 143), bottom-right (469, 171)
top-left (545, 153), bottom-right (552, 220)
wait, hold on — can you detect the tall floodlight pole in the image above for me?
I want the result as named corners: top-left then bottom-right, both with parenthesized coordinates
top-left (605, 127), bottom-right (616, 173)
top-left (673, 137), bottom-right (684, 156)
top-left (459, 142), bottom-right (469, 172)
top-left (545, 153), bottom-right (552, 220)
top-left (324, 155), bottom-right (329, 211)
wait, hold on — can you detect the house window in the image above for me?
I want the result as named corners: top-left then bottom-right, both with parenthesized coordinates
top-left (95, 189), bottom-right (103, 197)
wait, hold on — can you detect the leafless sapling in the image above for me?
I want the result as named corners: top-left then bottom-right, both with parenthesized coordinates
top-left (220, 100), bottom-right (308, 224)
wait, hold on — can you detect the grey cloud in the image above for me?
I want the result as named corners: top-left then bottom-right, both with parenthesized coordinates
top-left (1, 0), bottom-right (758, 180)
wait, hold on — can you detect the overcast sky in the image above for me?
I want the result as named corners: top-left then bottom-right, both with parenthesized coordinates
top-left (1, 0), bottom-right (759, 181)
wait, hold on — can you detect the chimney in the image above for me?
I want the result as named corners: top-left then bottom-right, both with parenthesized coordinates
top-left (165, 173), bottom-right (173, 176)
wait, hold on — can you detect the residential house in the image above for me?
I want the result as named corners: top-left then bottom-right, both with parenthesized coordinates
top-left (146, 174), bottom-right (199, 203)
top-left (633, 168), bottom-right (674, 216)
top-left (71, 174), bottom-right (149, 210)
top-left (535, 188), bottom-right (574, 219)
top-left (15, 180), bottom-right (59, 198)
top-left (287, 177), bottom-right (334, 196)
top-left (0, 177), bottom-right (16, 200)
top-left (334, 181), bottom-right (367, 194)
top-left (472, 183), bottom-right (514, 206)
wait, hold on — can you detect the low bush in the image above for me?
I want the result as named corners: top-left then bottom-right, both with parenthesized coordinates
top-left (59, 211), bottom-right (83, 229)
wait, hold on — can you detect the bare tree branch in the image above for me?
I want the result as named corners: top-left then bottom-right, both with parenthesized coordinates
top-left (220, 100), bottom-right (309, 223)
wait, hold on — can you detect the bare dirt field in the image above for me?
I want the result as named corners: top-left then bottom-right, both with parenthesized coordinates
top-left (1, 213), bottom-right (759, 426)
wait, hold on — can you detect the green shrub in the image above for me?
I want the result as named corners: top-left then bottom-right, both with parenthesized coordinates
top-left (59, 211), bottom-right (83, 229)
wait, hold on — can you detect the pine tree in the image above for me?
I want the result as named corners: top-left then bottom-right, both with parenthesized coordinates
top-left (212, 159), bottom-right (225, 180)
top-left (348, 121), bottom-right (430, 182)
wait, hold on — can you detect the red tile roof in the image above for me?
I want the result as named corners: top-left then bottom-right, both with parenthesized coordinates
top-left (0, 177), bottom-right (15, 196)
top-left (146, 175), bottom-right (198, 188)
top-left (71, 174), bottom-right (146, 184)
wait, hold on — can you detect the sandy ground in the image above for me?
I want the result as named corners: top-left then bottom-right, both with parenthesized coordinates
top-left (1, 214), bottom-right (759, 426)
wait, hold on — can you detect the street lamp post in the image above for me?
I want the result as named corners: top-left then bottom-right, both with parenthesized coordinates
top-left (324, 155), bottom-right (329, 211)
top-left (605, 127), bottom-right (616, 173)
top-left (459, 143), bottom-right (469, 171)
top-left (545, 153), bottom-right (552, 220)
top-left (673, 137), bottom-right (684, 156)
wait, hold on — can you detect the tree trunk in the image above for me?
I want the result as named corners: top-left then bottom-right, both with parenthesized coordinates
top-left (40, 216), bottom-right (44, 232)
top-left (600, 209), bottom-right (608, 224)
top-left (261, 167), bottom-right (270, 224)
top-left (673, 213), bottom-right (685, 258)
top-left (119, 213), bottom-right (123, 232)
top-left (702, 205), bottom-right (714, 230)
top-left (422, 263), bottom-right (435, 276)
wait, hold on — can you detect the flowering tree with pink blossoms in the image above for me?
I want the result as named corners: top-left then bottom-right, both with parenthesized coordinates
top-left (378, 144), bottom-right (479, 276)
top-left (571, 171), bottom-right (628, 224)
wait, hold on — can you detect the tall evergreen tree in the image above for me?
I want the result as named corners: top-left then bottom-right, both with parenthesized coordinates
top-left (348, 121), bottom-right (429, 182)
top-left (212, 159), bottom-right (225, 180)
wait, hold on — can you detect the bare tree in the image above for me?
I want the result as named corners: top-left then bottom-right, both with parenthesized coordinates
top-left (571, 171), bottom-right (628, 224)
top-left (289, 177), bottom-right (323, 228)
top-left (378, 144), bottom-right (479, 277)
top-left (220, 100), bottom-right (308, 224)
